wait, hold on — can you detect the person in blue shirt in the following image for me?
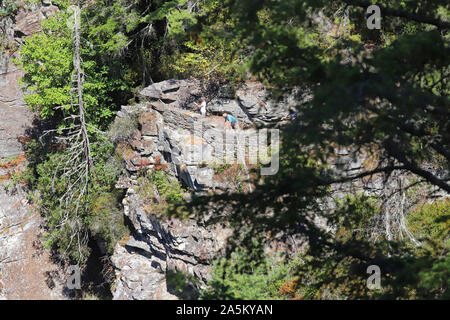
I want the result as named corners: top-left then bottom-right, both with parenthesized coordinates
top-left (287, 107), bottom-right (297, 120)
top-left (223, 113), bottom-right (238, 129)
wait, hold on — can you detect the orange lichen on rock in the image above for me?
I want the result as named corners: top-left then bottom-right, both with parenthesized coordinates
top-left (0, 153), bottom-right (26, 169)
top-left (153, 155), bottom-right (168, 171)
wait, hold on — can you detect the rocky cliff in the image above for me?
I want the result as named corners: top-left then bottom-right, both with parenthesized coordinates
top-left (108, 77), bottom-right (448, 300)
top-left (0, 1), bottom-right (66, 300)
top-left (108, 79), bottom-right (296, 299)
top-left (111, 191), bottom-right (232, 299)
top-left (0, 1), bottom-right (58, 157)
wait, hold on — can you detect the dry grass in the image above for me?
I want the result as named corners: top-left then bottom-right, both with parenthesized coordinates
top-left (118, 234), bottom-right (131, 247)
top-left (213, 162), bottom-right (257, 193)
top-left (0, 153), bottom-right (26, 168)
top-left (137, 175), bottom-right (167, 216)
top-left (115, 142), bottom-right (134, 161)
top-left (0, 174), bottom-right (10, 184)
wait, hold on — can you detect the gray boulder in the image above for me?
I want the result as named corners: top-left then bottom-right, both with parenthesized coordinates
top-left (111, 193), bottom-right (232, 300)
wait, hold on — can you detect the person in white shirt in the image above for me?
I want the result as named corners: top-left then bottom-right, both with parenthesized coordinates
top-left (194, 97), bottom-right (207, 117)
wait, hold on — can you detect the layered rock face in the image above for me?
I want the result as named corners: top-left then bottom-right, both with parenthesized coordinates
top-left (0, 32), bottom-right (29, 158)
top-left (112, 192), bottom-right (231, 300)
top-left (137, 78), bottom-right (307, 126)
top-left (110, 79), bottom-right (288, 300)
top-left (0, 174), bottom-right (67, 300)
top-left (0, 1), bottom-right (65, 300)
top-left (116, 79), bottom-right (279, 192)
top-left (0, 1), bottom-right (58, 158)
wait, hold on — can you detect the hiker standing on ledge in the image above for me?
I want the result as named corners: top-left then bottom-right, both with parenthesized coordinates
top-left (194, 97), bottom-right (207, 117)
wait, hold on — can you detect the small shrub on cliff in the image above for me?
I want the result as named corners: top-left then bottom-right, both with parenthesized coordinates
top-left (115, 142), bottom-right (134, 161)
top-left (151, 171), bottom-right (185, 204)
top-left (0, 0), bottom-right (18, 17)
top-left (107, 114), bottom-right (139, 144)
top-left (200, 244), bottom-right (298, 300)
top-left (88, 192), bottom-right (128, 254)
top-left (137, 170), bottom-right (186, 216)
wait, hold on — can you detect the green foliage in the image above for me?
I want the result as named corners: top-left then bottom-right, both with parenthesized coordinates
top-left (200, 244), bottom-right (298, 300)
top-left (212, 163), bottom-right (231, 175)
top-left (15, 14), bottom-right (72, 119)
top-left (332, 195), bottom-right (379, 241)
top-left (415, 253), bottom-right (450, 299)
top-left (166, 269), bottom-right (201, 299)
top-left (88, 192), bottom-right (128, 254)
top-left (16, 2), bottom-right (135, 129)
top-left (402, 200), bottom-right (450, 299)
top-left (160, 38), bottom-right (242, 82)
top-left (26, 137), bottom-right (127, 263)
top-left (150, 170), bottom-right (185, 204)
top-left (0, 0), bottom-right (18, 17)
top-left (142, 0), bottom-right (196, 36)
top-left (137, 170), bottom-right (186, 216)
top-left (408, 200), bottom-right (450, 248)
top-left (158, 0), bottom-right (245, 83)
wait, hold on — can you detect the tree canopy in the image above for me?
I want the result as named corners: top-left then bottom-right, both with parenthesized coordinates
top-left (14, 0), bottom-right (449, 299)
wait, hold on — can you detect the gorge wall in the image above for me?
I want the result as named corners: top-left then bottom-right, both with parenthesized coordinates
top-left (0, 1), bottom-right (66, 300)
top-left (1, 2), bottom-right (443, 301)
top-left (108, 79), bottom-right (298, 299)
top-left (108, 77), bottom-right (447, 300)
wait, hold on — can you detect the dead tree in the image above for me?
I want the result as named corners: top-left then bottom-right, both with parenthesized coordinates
top-left (41, 3), bottom-right (94, 264)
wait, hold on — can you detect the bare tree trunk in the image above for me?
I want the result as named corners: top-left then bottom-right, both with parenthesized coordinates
top-left (40, 3), bottom-right (94, 264)
top-left (73, 3), bottom-right (94, 172)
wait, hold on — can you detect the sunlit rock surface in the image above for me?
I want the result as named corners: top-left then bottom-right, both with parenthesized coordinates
top-left (0, 1), bottom-right (65, 300)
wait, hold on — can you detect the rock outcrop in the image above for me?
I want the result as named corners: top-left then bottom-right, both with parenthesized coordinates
top-left (115, 105), bottom-right (257, 192)
top-left (0, 1), bottom-right (65, 300)
top-left (111, 191), bottom-right (231, 300)
top-left (109, 78), bottom-right (448, 300)
top-left (0, 169), bottom-right (67, 300)
top-left (109, 79), bottom-right (290, 299)
top-left (136, 78), bottom-right (308, 126)
top-left (0, 1), bottom-right (57, 158)
top-left (114, 79), bottom-right (287, 193)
